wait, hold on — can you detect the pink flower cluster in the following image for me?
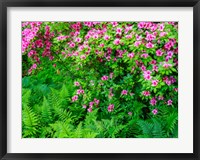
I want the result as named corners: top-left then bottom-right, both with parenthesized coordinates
top-left (163, 76), bottom-right (176, 86)
top-left (86, 98), bottom-right (100, 113)
top-left (22, 22), bottom-right (42, 53)
top-left (152, 80), bottom-right (159, 86)
top-left (142, 91), bottom-right (150, 96)
top-left (150, 97), bottom-right (157, 106)
top-left (143, 70), bottom-right (152, 80)
top-left (108, 104), bottom-right (114, 112)
top-left (121, 90), bottom-right (128, 95)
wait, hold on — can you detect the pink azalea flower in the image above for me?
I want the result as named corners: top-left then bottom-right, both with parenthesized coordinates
top-left (150, 97), bottom-right (157, 106)
top-left (160, 32), bottom-right (167, 37)
top-left (134, 41), bottom-right (141, 47)
top-left (167, 99), bottom-right (173, 105)
top-left (121, 90), bottom-right (128, 95)
top-left (167, 51), bottom-right (174, 58)
top-left (101, 75), bottom-right (108, 81)
top-left (87, 107), bottom-right (92, 112)
top-left (163, 63), bottom-right (172, 68)
top-left (93, 34), bottom-right (98, 39)
top-left (138, 22), bottom-right (145, 29)
top-left (144, 70), bottom-right (152, 75)
top-left (141, 54), bottom-right (149, 58)
top-left (89, 101), bottom-right (94, 107)
top-left (32, 64), bottom-right (37, 69)
top-left (144, 74), bottom-right (152, 80)
top-left (72, 95), bottom-right (78, 102)
top-left (146, 42), bottom-right (154, 48)
top-left (156, 49), bottom-right (163, 56)
top-left (152, 80), bottom-right (159, 86)
top-left (108, 104), bottom-right (114, 112)
top-left (152, 109), bottom-right (158, 115)
top-left (80, 55), bottom-right (86, 60)
top-left (77, 89), bottom-right (84, 95)
top-left (136, 35), bottom-right (142, 41)
top-left (111, 22), bottom-right (118, 27)
top-left (116, 28), bottom-right (122, 34)
top-left (75, 37), bottom-right (82, 43)
top-left (94, 98), bottom-right (100, 105)
top-left (128, 53), bottom-right (134, 58)
top-left (146, 33), bottom-right (156, 41)
top-left (153, 65), bottom-right (158, 72)
top-left (125, 35), bottom-right (132, 39)
top-left (104, 35), bottom-right (110, 40)
top-left (151, 60), bottom-right (157, 64)
top-left (159, 23), bottom-right (165, 31)
top-left (141, 65), bottom-right (146, 71)
top-left (113, 39), bottom-right (121, 45)
top-left (69, 42), bottom-right (75, 48)
top-left (74, 81), bottom-right (80, 86)
top-left (142, 91), bottom-right (150, 96)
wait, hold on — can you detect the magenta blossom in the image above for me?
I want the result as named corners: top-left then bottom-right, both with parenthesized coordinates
top-left (128, 53), bottom-right (134, 58)
top-left (150, 97), bottom-right (157, 106)
top-left (146, 42), bottom-right (154, 48)
top-left (94, 98), bottom-right (100, 105)
top-left (146, 33), bottom-right (156, 41)
top-left (101, 75), bottom-right (109, 81)
top-left (32, 63), bottom-right (37, 69)
top-left (167, 99), bottom-right (173, 105)
top-left (77, 89), bottom-right (84, 95)
top-left (121, 90), bottom-right (128, 95)
top-left (69, 42), bottom-right (75, 48)
top-left (72, 95), bottom-right (78, 102)
top-left (74, 81), bottom-right (80, 86)
top-left (134, 41), bottom-right (141, 47)
top-left (141, 54), bottom-right (149, 58)
top-left (156, 49), bottom-right (163, 56)
top-left (111, 22), bottom-right (118, 27)
top-left (152, 80), bottom-right (159, 86)
top-left (142, 91), bottom-right (150, 96)
top-left (116, 28), bottom-right (122, 34)
top-left (104, 35), bottom-right (110, 40)
top-left (152, 109), bottom-right (158, 115)
top-left (113, 39), bottom-right (121, 45)
top-left (87, 107), bottom-right (92, 112)
top-left (108, 104), bottom-right (114, 112)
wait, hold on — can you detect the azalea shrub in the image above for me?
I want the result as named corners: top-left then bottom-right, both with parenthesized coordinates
top-left (22, 21), bottom-right (178, 138)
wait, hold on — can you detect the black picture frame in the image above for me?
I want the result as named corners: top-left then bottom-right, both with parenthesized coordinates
top-left (0, 0), bottom-right (199, 159)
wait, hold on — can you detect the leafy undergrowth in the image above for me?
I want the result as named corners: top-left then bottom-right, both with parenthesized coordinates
top-left (22, 21), bottom-right (178, 138)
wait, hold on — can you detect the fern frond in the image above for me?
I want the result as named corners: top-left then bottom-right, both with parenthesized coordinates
top-left (137, 120), bottom-right (153, 137)
top-left (164, 112), bottom-right (178, 135)
top-left (22, 106), bottom-right (40, 138)
top-left (41, 97), bottom-right (52, 124)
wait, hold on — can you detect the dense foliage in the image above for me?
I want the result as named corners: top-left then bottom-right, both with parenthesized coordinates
top-left (22, 21), bottom-right (178, 138)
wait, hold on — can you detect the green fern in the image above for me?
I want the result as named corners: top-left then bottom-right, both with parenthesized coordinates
top-left (41, 97), bottom-right (52, 124)
top-left (137, 120), bottom-right (154, 138)
top-left (164, 111), bottom-right (178, 136)
top-left (152, 118), bottom-right (166, 138)
top-left (50, 120), bottom-right (74, 138)
top-left (22, 106), bottom-right (40, 138)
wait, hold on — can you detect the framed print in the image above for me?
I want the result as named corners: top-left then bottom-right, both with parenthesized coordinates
top-left (0, 0), bottom-right (199, 160)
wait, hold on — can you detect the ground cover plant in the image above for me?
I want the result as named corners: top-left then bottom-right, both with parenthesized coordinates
top-left (22, 21), bottom-right (178, 138)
